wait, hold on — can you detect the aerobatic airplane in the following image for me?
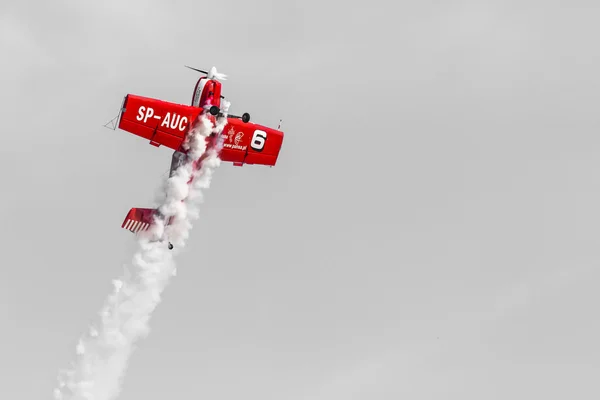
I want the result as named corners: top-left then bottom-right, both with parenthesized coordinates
top-left (104, 66), bottom-right (284, 249)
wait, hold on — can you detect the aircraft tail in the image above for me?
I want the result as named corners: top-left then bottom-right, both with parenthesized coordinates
top-left (121, 207), bottom-right (155, 233)
top-left (121, 207), bottom-right (175, 234)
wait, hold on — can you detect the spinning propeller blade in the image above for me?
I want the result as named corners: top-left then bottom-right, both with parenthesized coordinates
top-left (184, 65), bottom-right (208, 74)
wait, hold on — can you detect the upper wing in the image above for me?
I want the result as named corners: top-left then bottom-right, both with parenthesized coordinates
top-left (118, 94), bottom-right (203, 150)
top-left (219, 118), bottom-right (284, 166)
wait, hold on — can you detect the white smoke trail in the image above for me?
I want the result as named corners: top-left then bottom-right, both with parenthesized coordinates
top-left (167, 101), bottom-right (230, 247)
top-left (53, 105), bottom-right (229, 400)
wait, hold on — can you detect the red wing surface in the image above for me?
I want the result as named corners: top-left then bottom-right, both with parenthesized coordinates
top-left (219, 118), bottom-right (284, 166)
top-left (119, 95), bottom-right (203, 150)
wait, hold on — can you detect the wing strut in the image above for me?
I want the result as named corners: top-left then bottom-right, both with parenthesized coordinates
top-left (103, 96), bottom-right (127, 131)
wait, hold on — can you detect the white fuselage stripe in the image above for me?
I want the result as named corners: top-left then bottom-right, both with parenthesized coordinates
top-left (192, 78), bottom-right (208, 107)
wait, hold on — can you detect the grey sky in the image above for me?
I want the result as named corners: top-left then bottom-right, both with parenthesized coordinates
top-left (2, 0), bottom-right (600, 399)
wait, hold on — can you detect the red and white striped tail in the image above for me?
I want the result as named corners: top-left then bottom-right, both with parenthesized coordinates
top-left (121, 207), bottom-right (156, 234)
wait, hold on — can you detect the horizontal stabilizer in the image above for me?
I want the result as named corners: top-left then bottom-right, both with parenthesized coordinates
top-left (121, 207), bottom-right (156, 233)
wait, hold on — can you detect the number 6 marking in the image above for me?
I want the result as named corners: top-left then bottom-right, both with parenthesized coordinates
top-left (251, 130), bottom-right (267, 151)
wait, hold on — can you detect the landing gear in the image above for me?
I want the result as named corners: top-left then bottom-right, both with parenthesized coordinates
top-left (209, 107), bottom-right (250, 123)
top-left (168, 242), bottom-right (173, 250)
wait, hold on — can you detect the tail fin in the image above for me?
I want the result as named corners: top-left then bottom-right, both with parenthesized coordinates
top-left (121, 208), bottom-right (156, 233)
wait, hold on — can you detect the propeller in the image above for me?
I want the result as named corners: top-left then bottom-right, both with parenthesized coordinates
top-left (185, 65), bottom-right (227, 99)
top-left (186, 65), bottom-right (248, 122)
top-left (184, 65), bottom-right (227, 81)
top-left (184, 65), bottom-right (226, 99)
top-left (184, 65), bottom-right (208, 74)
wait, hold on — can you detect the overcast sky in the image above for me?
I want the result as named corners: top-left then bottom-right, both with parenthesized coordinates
top-left (2, 0), bottom-right (600, 399)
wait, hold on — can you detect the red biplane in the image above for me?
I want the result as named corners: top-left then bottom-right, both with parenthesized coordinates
top-left (104, 66), bottom-right (284, 249)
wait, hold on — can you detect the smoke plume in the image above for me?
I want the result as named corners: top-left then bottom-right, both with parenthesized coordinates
top-left (53, 104), bottom-right (229, 400)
